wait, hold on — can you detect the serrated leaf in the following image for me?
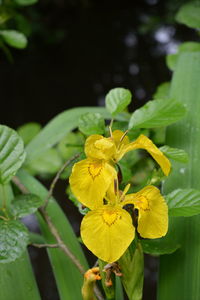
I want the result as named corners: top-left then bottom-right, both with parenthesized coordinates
top-left (175, 2), bottom-right (200, 29)
top-left (0, 219), bottom-right (29, 263)
top-left (128, 98), bottom-right (186, 129)
top-left (0, 125), bottom-right (26, 184)
top-left (141, 238), bottom-right (180, 256)
top-left (0, 30), bottom-right (27, 49)
top-left (119, 242), bottom-right (144, 300)
top-left (106, 88), bottom-right (132, 116)
top-left (14, 0), bottom-right (38, 6)
top-left (166, 42), bottom-right (200, 71)
top-left (10, 194), bottom-right (43, 218)
top-left (153, 82), bottom-right (170, 100)
top-left (17, 123), bottom-right (41, 146)
top-left (78, 112), bottom-right (105, 135)
top-left (166, 188), bottom-right (200, 217)
top-left (159, 145), bottom-right (188, 163)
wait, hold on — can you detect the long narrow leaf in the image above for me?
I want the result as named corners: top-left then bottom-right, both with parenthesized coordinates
top-left (158, 52), bottom-right (200, 299)
top-left (17, 169), bottom-right (89, 300)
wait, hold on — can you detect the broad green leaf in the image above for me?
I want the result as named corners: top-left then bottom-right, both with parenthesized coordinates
top-left (14, 0), bottom-right (38, 6)
top-left (0, 125), bottom-right (26, 184)
top-left (0, 219), bottom-right (29, 263)
top-left (115, 277), bottom-right (124, 300)
top-left (166, 188), bottom-right (200, 217)
top-left (105, 88), bottom-right (132, 116)
top-left (166, 42), bottom-right (200, 71)
top-left (58, 132), bottom-right (84, 160)
top-left (153, 82), bottom-right (170, 100)
top-left (141, 238), bottom-right (180, 256)
top-left (27, 148), bottom-right (62, 176)
top-left (10, 194), bottom-right (43, 218)
top-left (119, 242), bottom-right (144, 300)
top-left (25, 107), bottom-right (129, 164)
top-left (17, 122), bottom-right (41, 145)
top-left (159, 145), bottom-right (189, 163)
top-left (158, 53), bottom-right (200, 300)
top-left (17, 169), bottom-right (89, 300)
top-left (175, 2), bottom-right (200, 29)
top-left (0, 184), bottom-right (41, 299)
top-left (78, 112), bottom-right (105, 135)
top-left (128, 98), bottom-right (186, 129)
top-left (0, 30), bottom-right (27, 49)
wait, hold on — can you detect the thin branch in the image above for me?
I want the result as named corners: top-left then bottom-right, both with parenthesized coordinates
top-left (31, 243), bottom-right (59, 248)
top-left (12, 176), bottom-right (29, 194)
top-left (43, 153), bottom-right (81, 209)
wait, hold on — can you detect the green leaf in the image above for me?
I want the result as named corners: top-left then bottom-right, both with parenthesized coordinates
top-left (128, 98), bottom-right (186, 129)
top-left (78, 112), bottom-right (105, 135)
top-left (17, 122), bottom-right (41, 146)
top-left (14, 0), bottom-right (38, 6)
top-left (105, 88), bottom-right (132, 116)
top-left (158, 52), bottom-right (200, 300)
top-left (159, 145), bottom-right (189, 163)
top-left (166, 42), bottom-right (200, 71)
top-left (0, 125), bottom-right (26, 184)
top-left (99, 259), bottom-right (115, 300)
top-left (119, 242), bottom-right (144, 300)
top-left (166, 188), bottom-right (200, 217)
top-left (17, 169), bottom-right (89, 300)
top-left (27, 148), bottom-right (62, 176)
top-left (153, 82), bottom-right (170, 100)
top-left (0, 30), bottom-right (27, 49)
top-left (141, 238), bottom-right (180, 256)
top-left (25, 107), bottom-right (129, 165)
top-left (115, 277), bottom-right (124, 300)
top-left (175, 2), bottom-right (200, 29)
top-left (58, 132), bottom-right (84, 160)
top-left (10, 194), bottom-right (43, 218)
top-left (0, 219), bottom-right (29, 263)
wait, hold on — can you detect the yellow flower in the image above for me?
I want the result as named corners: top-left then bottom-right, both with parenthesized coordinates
top-left (81, 184), bottom-right (168, 263)
top-left (69, 130), bottom-right (171, 209)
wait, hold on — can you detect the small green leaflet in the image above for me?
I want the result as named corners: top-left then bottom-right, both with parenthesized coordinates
top-left (78, 112), bottom-right (105, 135)
top-left (0, 219), bottom-right (29, 263)
top-left (106, 88), bottom-right (132, 117)
top-left (160, 145), bottom-right (189, 163)
top-left (166, 188), bottom-right (200, 217)
top-left (0, 30), bottom-right (27, 49)
top-left (10, 194), bottom-right (43, 218)
top-left (128, 98), bottom-right (186, 129)
top-left (141, 238), bottom-right (180, 256)
top-left (153, 82), bottom-right (170, 100)
top-left (17, 122), bottom-right (41, 146)
top-left (0, 125), bottom-right (26, 184)
top-left (175, 2), bottom-right (200, 29)
top-left (14, 0), bottom-right (38, 5)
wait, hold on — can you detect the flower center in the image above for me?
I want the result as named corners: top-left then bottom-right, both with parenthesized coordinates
top-left (102, 209), bottom-right (119, 226)
top-left (88, 162), bottom-right (102, 179)
top-left (134, 195), bottom-right (149, 211)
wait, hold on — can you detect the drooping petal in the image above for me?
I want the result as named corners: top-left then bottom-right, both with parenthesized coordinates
top-left (69, 158), bottom-right (117, 210)
top-left (81, 205), bottom-right (135, 263)
top-left (85, 134), bottom-right (116, 160)
top-left (124, 185), bottom-right (168, 239)
top-left (112, 130), bottom-right (130, 148)
top-left (116, 134), bottom-right (171, 176)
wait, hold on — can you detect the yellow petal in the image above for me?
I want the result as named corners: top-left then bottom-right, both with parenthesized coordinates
top-left (124, 186), bottom-right (168, 239)
top-left (81, 205), bottom-right (135, 263)
top-left (118, 134), bottom-right (171, 176)
top-left (112, 130), bottom-right (130, 147)
top-left (69, 158), bottom-right (117, 210)
top-left (85, 134), bottom-right (116, 160)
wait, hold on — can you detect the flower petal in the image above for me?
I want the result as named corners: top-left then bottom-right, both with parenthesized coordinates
top-left (69, 158), bottom-right (117, 210)
top-left (85, 134), bottom-right (116, 160)
top-left (81, 205), bottom-right (135, 263)
top-left (118, 134), bottom-right (171, 176)
top-left (124, 186), bottom-right (168, 239)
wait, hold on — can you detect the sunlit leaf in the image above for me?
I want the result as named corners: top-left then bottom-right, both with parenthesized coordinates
top-left (78, 112), bottom-right (105, 135)
top-left (160, 145), bottom-right (189, 163)
top-left (153, 82), bottom-right (170, 100)
top-left (14, 0), bottom-right (38, 5)
top-left (175, 2), bottom-right (200, 29)
top-left (106, 88), bottom-right (132, 116)
top-left (0, 30), bottom-right (27, 49)
top-left (10, 194), bottom-right (43, 218)
top-left (141, 238), bottom-right (180, 256)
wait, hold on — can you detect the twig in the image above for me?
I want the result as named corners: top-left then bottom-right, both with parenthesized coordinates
top-left (30, 243), bottom-right (59, 249)
top-left (12, 176), bottom-right (29, 194)
top-left (43, 153), bottom-right (81, 209)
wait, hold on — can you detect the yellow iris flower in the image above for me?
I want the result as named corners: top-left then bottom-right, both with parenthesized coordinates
top-left (81, 183), bottom-right (168, 263)
top-left (69, 130), bottom-right (171, 209)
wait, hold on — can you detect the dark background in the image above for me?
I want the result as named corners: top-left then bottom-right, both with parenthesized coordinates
top-left (0, 0), bottom-right (198, 299)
